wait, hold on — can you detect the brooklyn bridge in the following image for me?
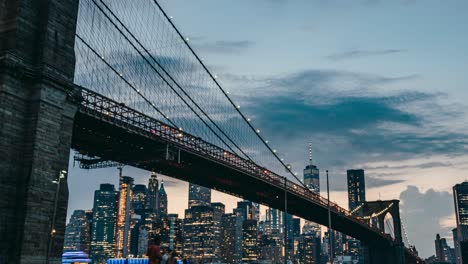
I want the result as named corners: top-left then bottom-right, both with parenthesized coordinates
top-left (0, 0), bottom-right (422, 263)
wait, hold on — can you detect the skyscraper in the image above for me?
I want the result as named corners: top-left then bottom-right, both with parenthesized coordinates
top-left (147, 172), bottom-right (159, 213)
top-left (183, 203), bottom-right (224, 263)
top-left (130, 184), bottom-right (147, 256)
top-left (347, 169), bottom-right (366, 211)
top-left (64, 210), bottom-right (91, 253)
top-left (266, 208), bottom-right (283, 232)
top-left (115, 173), bottom-right (134, 258)
top-left (303, 144), bottom-right (321, 237)
top-left (235, 200), bottom-right (258, 221)
top-left (167, 214), bottom-right (184, 254)
top-left (304, 144), bottom-right (320, 193)
top-left (90, 184), bottom-right (118, 264)
top-left (298, 234), bottom-right (321, 264)
top-left (132, 184), bottom-right (147, 215)
top-left (188, 183), bottom-right (211, 207)
top-left (454, 228), bottom-right (461, 264)
top-left (435, 233), bottom-right (456, 263)
top-left (158, 180), bottom-right (168, 219)
top-left (242, 219), bottom-right (259, 262)
top-left (220, 213), bottom-right (243, 264)
top-left (453, 182), bottom-right (468, 264)
top-left (156, 214), bottom-right (184, 255)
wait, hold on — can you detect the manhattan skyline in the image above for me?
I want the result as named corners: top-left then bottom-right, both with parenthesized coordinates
top-left (65, 0), bottom-right (468, 259)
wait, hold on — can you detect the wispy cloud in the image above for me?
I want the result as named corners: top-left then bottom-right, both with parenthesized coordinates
top-left (194, 40), bottom-right (255, 55)
top-left (326, 49), bottom-right (407, 61)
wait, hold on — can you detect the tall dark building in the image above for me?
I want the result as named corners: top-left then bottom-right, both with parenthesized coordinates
top-left (454, 228), bottom-right (461, 264)
top-left (242, 219), bottom-right (259, 262)
top-left (235, 200), bottom-right (258, 221)
top-left (347, 169), bottom-right (366, 211)
top-left (64, 210), bottom-right (91, 253)
top-left (132, 184), bottom-right (147, 215)
top-left (130, 214), bottom-right (144, 257)
top-left (158, 180), bottom-right (168, 219)
top-left (155, 214), bottom-right (183, 255)
top-left (299, 234), bottom-right (321, 264)
top-left (292, 218), bottom-right (301, 237)
top-left (220, 213), bottom-right (243, 264)
top-left (261, 208), bottom-right (284, 263)
top-left (347, 238), bottom-right (362, 262)
top-left (435, 233), bottom-right (456, 263)
top-left (147, 172), bottom-right (159, 213)
top-left (130, 184), bottom-right (147, 256)
top-left (453, 182), bottom-right (468, 264)
top-left (183, 203), bottom-right (224, 262)
top-left (266, 208), bottom-right (282, 231)
top-left (90, 184), bottom-right (118, 264)
top-left (188, 183), bottom-right (211, 207)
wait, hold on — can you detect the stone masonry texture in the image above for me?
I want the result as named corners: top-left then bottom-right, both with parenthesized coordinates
top-left (0, 0), bottom-right (79, 263)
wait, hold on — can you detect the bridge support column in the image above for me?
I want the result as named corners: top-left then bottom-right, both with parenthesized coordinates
top-left (0, 0), bottom-right (79, 263)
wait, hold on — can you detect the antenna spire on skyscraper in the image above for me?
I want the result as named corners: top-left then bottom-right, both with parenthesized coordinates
top-left (309, 143), bottom-right (313, 165)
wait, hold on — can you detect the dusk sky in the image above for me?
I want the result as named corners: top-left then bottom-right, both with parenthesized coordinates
top-left (68, 0), bottom-right (468, 258)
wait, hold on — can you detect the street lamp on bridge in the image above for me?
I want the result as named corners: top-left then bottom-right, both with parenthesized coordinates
top-left (46, 170), bottom-right (67, 264)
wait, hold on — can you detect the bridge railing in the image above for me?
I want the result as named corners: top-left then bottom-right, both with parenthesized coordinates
top-left (78, 87), bottom-right (391, 240)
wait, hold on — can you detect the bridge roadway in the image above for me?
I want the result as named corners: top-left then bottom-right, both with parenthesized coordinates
top-left (72, 87), bottom-right (396, 247)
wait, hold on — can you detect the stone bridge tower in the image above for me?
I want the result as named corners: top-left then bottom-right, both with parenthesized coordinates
top-left (351, 200), bottom-right (406, 264)
top-left (0, 0), bottom-right (79, 263)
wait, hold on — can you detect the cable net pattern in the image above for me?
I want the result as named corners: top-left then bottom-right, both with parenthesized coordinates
top-left (74, 0), bottom-right (298, 181)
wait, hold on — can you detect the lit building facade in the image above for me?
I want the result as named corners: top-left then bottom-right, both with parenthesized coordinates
top-left (299, 234), bottom-right (321, 263)
top-left (130, 184), bottom-right (147, 256)
top-left (347, 169), bottom-right (366, 211)
top-left (266, 208), bottom-right (283, 232)
top-left (147, 172), bottom-right (159, 213)
top-left (260, 209), bottom-right (284, 263)
top-left (435, 233), bottom-right (456, 263)
top-left (453, 182), bottom-right (468, 264)
top-left (64, 210), bottom-right (91, 253)
top-left (183, 203), bottom-right (223, 262)
top-left (220, 213), bottom-right (243, 263)
top-left (137, 226), bottom-right (149, 257)
top-left (156, 214), bottom-right (183, 255)
top-left (158, 180), bottom-right (168, 219)
top-left (235, 200), bottom-right (258, 221)
top-left (90, 184), bottom-right (118, 264)
top-left (242, 219), bottom-right (258, 262)
top-left (188, 183), bottom-right (211, 207)
top-left (303, 145), bottom-right (321, 237)
top-left (132, 184), bottom-right (147, 215)
top-left (115, 175), bottom-right (134, 258)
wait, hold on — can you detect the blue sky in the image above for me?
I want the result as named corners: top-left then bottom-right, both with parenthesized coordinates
top-left (69, 0), bottom-right (468, 258)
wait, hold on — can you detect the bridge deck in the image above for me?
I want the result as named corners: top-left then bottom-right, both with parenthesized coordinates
top-left (72, 87), bottom-right (394, 246)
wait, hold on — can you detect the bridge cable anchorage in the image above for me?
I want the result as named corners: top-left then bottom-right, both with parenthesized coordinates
top-left (92, 0), bottom-right (259, 171)
top-left (75, 34), bottom-right (177, 128)
top-left (150, 0), bottom-right (311, 189)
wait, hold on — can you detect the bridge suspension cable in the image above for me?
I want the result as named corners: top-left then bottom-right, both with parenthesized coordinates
top-left (401, 220), bottom-right (413, 247)
top-left (74, 0), bottom-right (310, 188)
top-left (89, 0), bottom-right (260, 171)
top-left (149, 0), bottom-right (305, 184)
